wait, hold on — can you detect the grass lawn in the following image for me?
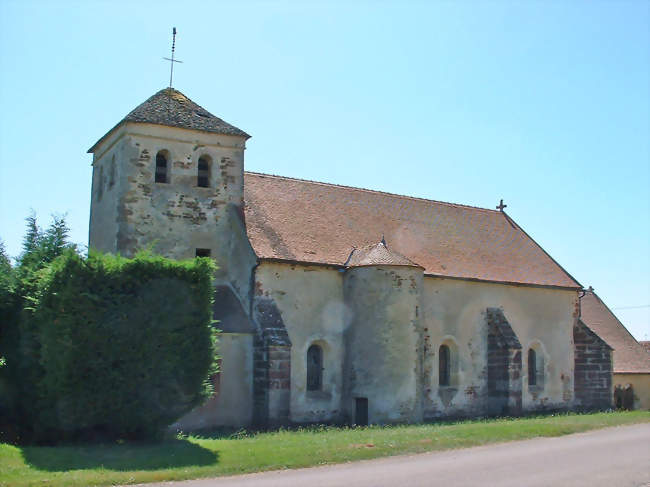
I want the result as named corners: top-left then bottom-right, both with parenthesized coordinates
top-left (1, 411), bottom-right (648, 487)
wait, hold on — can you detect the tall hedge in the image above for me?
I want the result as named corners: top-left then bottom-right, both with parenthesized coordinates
top-left (27, 249), bottom-right (218, 442)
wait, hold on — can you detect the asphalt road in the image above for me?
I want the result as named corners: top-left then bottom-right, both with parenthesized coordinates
top-left (142, 423), bottom-right (650, 487)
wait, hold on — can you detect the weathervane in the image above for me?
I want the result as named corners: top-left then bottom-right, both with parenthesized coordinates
top-left (163, 27), bottom-right (183, 88)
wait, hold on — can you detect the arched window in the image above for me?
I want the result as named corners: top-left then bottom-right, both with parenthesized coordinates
top-left (197, 155), bottom-right (210, 188)
top-left (528, 349), bottom-right (537, 386)
top-left (155, 151), bottom-right (169, 183)
top-left (439, 344), bottom-right (450, 386)
top-left (306, 344), bottom-right (323, 391)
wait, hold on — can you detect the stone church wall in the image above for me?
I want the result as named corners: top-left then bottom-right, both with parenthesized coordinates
top-left (420, 278), bottom-right (576, 418)
top-left (253, 262), bottom-right (346, 424)
top-left (89, 128), bottom-right (126, 253)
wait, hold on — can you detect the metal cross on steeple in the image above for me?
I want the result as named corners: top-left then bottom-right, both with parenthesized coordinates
top-left (496, 199), bottom-right (507, 212)
top-left (163, 27), bottom-right (183, 88)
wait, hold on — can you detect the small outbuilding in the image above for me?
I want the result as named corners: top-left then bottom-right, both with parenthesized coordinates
top-left (580, 289), bottom-right (650, 410)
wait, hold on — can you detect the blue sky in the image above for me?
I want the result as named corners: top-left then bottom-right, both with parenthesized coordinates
top-left (1, 1), bottom-right (648, 340)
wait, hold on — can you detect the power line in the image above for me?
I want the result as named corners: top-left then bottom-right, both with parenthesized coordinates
top-left (611, 304), bottom-right (650, 310)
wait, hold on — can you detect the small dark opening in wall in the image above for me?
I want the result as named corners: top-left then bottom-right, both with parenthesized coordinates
top-left (210, 357), bottom-right (223, 396)
top-left (197, 156), bottom-right (210, 188)
top-left (528, 349), bottom-right (537, 386)
top-left (155, 151), bottom-right (169, 184)
top-left (439, 344), bottom-right (450, 386)
top-left (195, 248), bottom-right (211, 258)
top-left (355, 397), bottom-right (368, 426)
top-left (306, 344), bottom-right (323, 391)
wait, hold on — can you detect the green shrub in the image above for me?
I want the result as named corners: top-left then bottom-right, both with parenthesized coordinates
top-left (1, 215), bottom-right (79, 443)
top-left (0, 242), bottom-right (20, 434)
top-left (28, 249), bottom-right (218, 442)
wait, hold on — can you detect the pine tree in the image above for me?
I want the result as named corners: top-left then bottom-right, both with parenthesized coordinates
top-left (17, 213), bottom-right (43, 270)
top-left (41, 214), bottom-right (73, 264)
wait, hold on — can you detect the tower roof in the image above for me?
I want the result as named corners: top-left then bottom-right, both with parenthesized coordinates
top-left (345, 241), bottom-right (422, 268)
top-left (88, 88), bottom-right (249, 153)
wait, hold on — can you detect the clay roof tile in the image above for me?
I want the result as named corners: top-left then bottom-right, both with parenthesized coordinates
top-left (345, 241), bottom-right (423, 268)
top-left (243, 172), bottom-right (581, 289)
top-left (88, 88), bottom-right (249, 153)
top-left (580, 291), bottom-right (650, 374)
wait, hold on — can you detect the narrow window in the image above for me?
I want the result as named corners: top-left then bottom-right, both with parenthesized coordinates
top-left (97, 165), bottom-right (104, 201)
top-left (306, 344), bottom-right (323, 391)
top-left (155, 151), bottom-right (169, 183)
top-left (109, 154), bottom-right (116, 188)
top-left (528, 349), bottom-right (537, 386)
top-left (439, 344), bottom-right (450, 386)
top-left (195, 248), bottom-right (211, 258)
top-left (197, 155), bottom-right (210, 188)
top-left (211, 357), bottom-right (223, 396)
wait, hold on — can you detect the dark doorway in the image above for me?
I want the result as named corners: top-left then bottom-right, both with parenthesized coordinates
top-left (355, 398), bottom-right (368, 426)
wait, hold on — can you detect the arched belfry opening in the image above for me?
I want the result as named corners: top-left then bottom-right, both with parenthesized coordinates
top-left (197, 155), bottom-right (210, 187)
top-left (155, 150), bottom-right (169, 184)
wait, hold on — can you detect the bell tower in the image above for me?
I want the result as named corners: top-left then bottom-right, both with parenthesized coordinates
top-left (88, 88), bottom-right (256, 297)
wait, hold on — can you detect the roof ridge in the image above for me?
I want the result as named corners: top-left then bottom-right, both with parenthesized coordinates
top-left (244, 171), bottom-right (502, 214)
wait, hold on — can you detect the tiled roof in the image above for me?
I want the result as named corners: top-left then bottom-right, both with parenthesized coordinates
top-left (580, 291), bottom-right (650, 374)
top-left (345, 241), bottom-right (422, 268)
top-left (243, 172), bottom-right (581, 288)
top-left (641, 341), bottom-right (650, 353)
top-left (89, 88), bottom-right (249, 153)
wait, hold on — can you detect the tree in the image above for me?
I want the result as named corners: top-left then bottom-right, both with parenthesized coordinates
top-left (1, 213), bottom-right (78, 442)
top-left (16, 212), bottom-right (76, 273)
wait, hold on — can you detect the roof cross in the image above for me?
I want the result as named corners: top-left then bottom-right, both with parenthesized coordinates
top-left (163, 27), bottom-right (183, 88)
top-left (496, 199), bottom-right (507, 212)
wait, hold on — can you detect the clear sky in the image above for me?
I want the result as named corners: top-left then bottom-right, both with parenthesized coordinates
top-left (1, 1), bottom-right (648, 340)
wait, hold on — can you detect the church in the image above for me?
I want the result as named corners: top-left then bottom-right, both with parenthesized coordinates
top-left (87, 88), bottom-right (612, 429)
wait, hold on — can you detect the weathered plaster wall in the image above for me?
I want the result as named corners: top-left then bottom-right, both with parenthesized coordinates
top-left (254, 262), bottom-right (345, 424)
top-left (343, 265), bottom-right (423, 424)
top-left (89, 130), bottom-right (126, 253)
top-left (614, 374), bottom-right (650, 410)
top-left (251, 264), bottom-right (577, 425)
top-left (421, 278), bottom-right (576, 418)
top-left (88, 123), bottom-right (256, 299)
top-left (172, 333), bottom-right (254, 430)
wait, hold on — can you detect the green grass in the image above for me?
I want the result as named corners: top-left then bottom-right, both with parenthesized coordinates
top-left (1, 411), bottom-right (648, 487)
